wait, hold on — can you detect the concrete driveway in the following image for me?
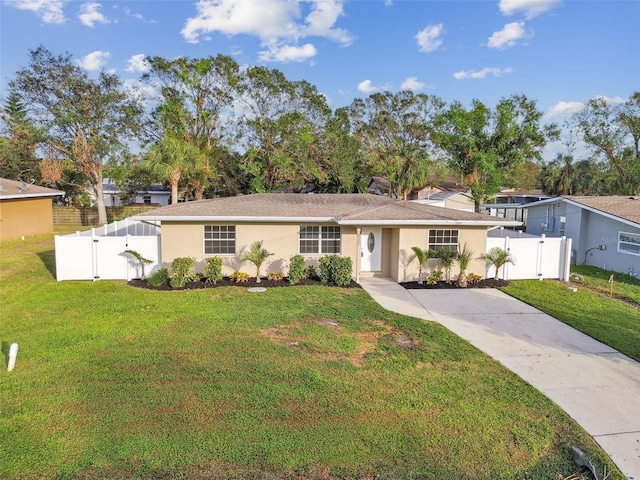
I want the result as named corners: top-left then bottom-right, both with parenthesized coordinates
top-left (359, 279), bottom-right (640, 479)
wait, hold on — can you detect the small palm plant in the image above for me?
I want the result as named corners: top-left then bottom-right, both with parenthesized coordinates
top-left (456, 243), bottom-right (474, 288)
top-left (124, 249), bottom-right (153, 280)
top-left (481, 247), bottom-right (515, 280)
top-left (241, 241), bottom-right (274, 283)
top-left (437, 248), bottom-right (458, 283)
top-left (411, 247), bottom-right (432, 284)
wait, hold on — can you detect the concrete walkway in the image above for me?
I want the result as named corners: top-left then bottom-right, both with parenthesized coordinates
top-left (359, 278), bottom-right (640, 480)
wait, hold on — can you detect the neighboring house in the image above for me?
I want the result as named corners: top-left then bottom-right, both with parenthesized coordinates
top-left (523, 196), bottom-right (640, 276)
top-left (134, 193), bottom-right (520, 282)
top-left (102, 183), bottom-right (171, 207)
top-left (484, 189), bottom-right (550, 225)
top-left (407, 175), bottom-right (467, 200)
top-left (409, 191), bottom-right (475, 212)
top-left (0, 177), bottom-right (65, 241)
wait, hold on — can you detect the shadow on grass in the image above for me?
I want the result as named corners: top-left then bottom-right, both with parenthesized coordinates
top-left (1, 341), bottom-right (9, 368)
top-left (37, 249), bottom-right (57, 279)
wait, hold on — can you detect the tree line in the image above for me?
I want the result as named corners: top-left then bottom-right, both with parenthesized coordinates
top-left (1, 46), bottom-right (638, 225)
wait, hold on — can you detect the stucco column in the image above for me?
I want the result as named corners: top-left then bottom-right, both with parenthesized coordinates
top-left (355, 227), bottom-right (361, 283)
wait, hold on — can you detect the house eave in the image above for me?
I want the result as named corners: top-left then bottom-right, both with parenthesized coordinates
top-left (133, 215), bottom-right (337, 223)
top-left (0, 192), bottom-right (65, 200)
top-left (337, 219), bottom-right (523, 227)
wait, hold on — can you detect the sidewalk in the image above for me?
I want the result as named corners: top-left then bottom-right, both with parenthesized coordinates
top-left (359, 278), bottom-right (640, 480)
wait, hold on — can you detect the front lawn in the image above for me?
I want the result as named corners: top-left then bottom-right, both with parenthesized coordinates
top-left (501, 268), bottom-right (640, 362)
top-left (0, 231), bottom-right (620, 479)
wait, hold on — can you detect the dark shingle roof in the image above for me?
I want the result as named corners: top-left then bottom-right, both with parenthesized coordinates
top-left (134, 193), bottom-right (520, 226)
top-left (568, 196), bottom-right (640, 225)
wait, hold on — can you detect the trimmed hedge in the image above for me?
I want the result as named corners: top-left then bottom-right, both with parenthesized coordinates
top-left (170, 257), bottom-right (196, 288)
top-left (203, 257), bottom-right (223, 284)
top-left (319, 255), bottom-right (353, 287)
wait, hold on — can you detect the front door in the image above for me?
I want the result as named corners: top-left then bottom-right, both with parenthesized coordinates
top-left (361, 227), bottom-right (382, 271)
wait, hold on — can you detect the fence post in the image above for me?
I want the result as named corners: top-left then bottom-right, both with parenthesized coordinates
top-left (561, 236), bottom-right (572, 282)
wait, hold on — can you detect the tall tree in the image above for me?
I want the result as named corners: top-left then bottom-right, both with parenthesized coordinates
top-left (9, 46), bottom-right (143, 225)
top-left (142, 55), bottom-right (240, 199)
top-left (572, 92), bottom-right (640, 194)
top-left (0, 92), bottom-right (41, 181)
top-left (349, 90), bottom-right (444, 199)
top-left (435, 95), bottom-right (558, 212)
top-left (236, 66), bottom-right (331, 192)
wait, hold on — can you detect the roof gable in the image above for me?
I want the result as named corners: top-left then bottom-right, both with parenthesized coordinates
top-left (525, 195), bottom-right (640, 227)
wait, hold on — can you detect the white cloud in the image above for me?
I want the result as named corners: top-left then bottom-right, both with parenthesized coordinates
top-left (415, 23), bottom-right (443, 53)
top-left (453, 67), bottom-right (513, 80)
top-left (594, 95), bottom-right (626, 105)
top-left (5, 0), bottom-right (67, 24)
top-left (487, 22), bottom-right (530, 49)
top-left (542, 101), bottom-right (584, 121)
top-left (125, 54), bottom-right (150, 73)
top-left (76, 50), bottom-right (110, 71)
top-left (400, 77), bottom-right (426, 91)
top-left (259, 43), bottom-right (317, 63)
top-left (181, 0), bottom-right (351, 63)
top-left (78, 2), bottom-right (109, 27)
top-left (499, 0), bottom-right (562, 19)
top-left (357, 80), bottom-right (378, 94)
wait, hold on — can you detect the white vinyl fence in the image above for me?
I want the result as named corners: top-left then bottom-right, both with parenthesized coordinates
top-left (486, 234), bottom-right (572, 281)
top-left (55, 219), bottom-right (161, 281)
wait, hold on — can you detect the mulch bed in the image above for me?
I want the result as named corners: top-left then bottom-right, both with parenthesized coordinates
top-left (128, 277), bottom-right (361, 291)
top-left (400, 279), bottom-right (509, 289)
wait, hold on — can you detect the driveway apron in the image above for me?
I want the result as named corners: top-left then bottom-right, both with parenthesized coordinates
top-left (359, 279), bottom-right (640, 479)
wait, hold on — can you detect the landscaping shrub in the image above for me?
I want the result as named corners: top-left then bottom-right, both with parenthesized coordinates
top-left (267, 271), bottom-right (284, 281)
top-left (305, 264), bottom-right (319, 280)
top-left (319, 255), bottom-right (353, 287)
top-left (170, 257), bottom-right (196, 288)
top-left (427, 269), bottom-right (444, 285)
top-left (202, 257), bottom-right (223, 284)
top-left (230, 270), bottom-right (249, 282)
top-left (468, 273), bottom-right (483, 284)
top-left (288, 255), bottom-right (307, 285)
top-left (147, 267), bottom-right (169, 287)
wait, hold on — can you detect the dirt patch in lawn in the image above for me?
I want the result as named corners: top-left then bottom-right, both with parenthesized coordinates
top-left (260, 318), bottom-right (417, 367)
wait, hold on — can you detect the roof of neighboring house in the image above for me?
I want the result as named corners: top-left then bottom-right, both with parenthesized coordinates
top-left (524, 195), bottom-right (640, 227)
top-left (422, 190), bottom-right (473, 201)
top-left (103, 183), bottom-right (170, 194)
top-left (134, 193), bottom-right (521, 227)
top-left (0, 178), bottom-right (65, 200)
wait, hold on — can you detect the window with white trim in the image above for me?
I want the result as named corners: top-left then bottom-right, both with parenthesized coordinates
top-left (299, 226), bottom-right (341, 254)
top-left (618, 231), bottom-right (640, 256)
top-left (204, 225), bottom-right (236, 255)
top-left (428, 229), bottom-right (459, 252)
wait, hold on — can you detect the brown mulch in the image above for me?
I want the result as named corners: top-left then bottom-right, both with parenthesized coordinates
top-left (128, 277), bottom-right (361, 291)
top-left (400, 279), bottom-right (509, 289)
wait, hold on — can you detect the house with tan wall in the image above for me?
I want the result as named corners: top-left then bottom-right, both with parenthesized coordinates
top-left (0, 178), bottom-right (65, 241)
top-left (134, 193), bottom-right (521, 282)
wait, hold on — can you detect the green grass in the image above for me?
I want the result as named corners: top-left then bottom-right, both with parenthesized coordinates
top-left (502, 268), bottom-right (640, 362)
top-left (0, 231), bottom-right (622, 479)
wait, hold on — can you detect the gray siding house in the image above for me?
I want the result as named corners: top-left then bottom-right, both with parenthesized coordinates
top-left (523, 196), bottom-right (640, 276)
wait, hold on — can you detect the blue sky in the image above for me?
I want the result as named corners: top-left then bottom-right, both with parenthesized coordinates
top-left (1, 0), bottom-right (638, 158)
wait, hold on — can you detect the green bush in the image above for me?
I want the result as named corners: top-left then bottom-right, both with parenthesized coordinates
top-left (305, 264), bottom-right (318, 280)
top-left (147, 268), bottom-right (169, 287)
top-left (288, 255), bottom-right (307, 285)
top-left (170, 257), bottom-right (196, 288)
top-left (319, 255), bottom-right (353, 287)
top-left (202, 257), bottom-right (223, 284)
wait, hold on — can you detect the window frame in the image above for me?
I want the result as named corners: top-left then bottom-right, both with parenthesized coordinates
top-left (428, 229), bottom-right (459, 252)
top-left (618, 231), bottom-right (640, 256)
top-left (203, 225), bottom-right (236, 256)
top-left (299, 225), bottom-right (341, 255)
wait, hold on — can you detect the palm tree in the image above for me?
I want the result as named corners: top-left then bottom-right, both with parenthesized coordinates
top-left (411, 246), bottom-right (434, 284)
top-left (456, 243), bottom-right (474, 288)
top-left (124, 249), bottom-right (152, 280)
top-left (437, 248), bottom-right (458, 283)
top-left (145, 136), bottom-right (200, 204)
top-left (241, 241), bottom-right (274, 283)
top-left (480, 247), bottom-right (515, 280)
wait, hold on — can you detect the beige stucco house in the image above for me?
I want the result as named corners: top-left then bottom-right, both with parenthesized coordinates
top-left (134, 193), bottom-right (521, 282)
top-left (0, 178), bottom-right (64, 241)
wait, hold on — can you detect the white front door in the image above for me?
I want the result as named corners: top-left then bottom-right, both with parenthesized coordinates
top-left (361, 228), bottom-right (382, 271)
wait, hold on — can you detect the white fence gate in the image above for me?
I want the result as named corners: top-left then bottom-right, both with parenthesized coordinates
top-left (55, 219), bottom-right (161, 281)
top-left (486, 234), bottom-right (572, 281)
